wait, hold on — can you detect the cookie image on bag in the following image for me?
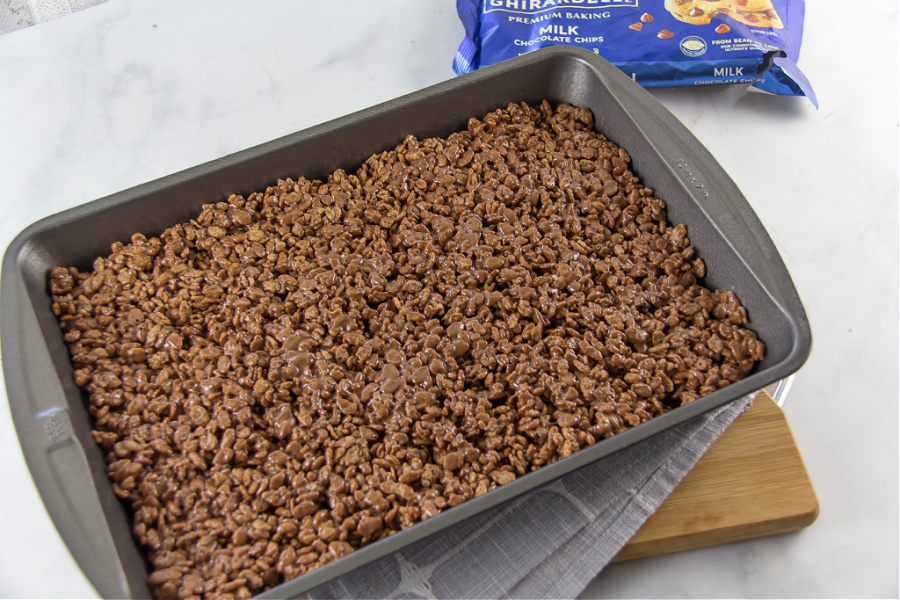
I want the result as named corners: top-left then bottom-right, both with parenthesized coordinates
top-left (732, 2), bottom-right (784, 28)
top-left (664, 0), bottom-right (730, 25)
top-left (665, 0), bottom-right (783, 29)
top-left (734, 0), bottom-right (775, 11)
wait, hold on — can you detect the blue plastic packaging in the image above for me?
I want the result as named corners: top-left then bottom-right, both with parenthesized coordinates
top-left (455, 0), bottom-right (816, 106)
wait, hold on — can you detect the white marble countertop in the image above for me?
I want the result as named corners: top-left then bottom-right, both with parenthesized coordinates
top-left (0, 1), bottom-right (897, 597)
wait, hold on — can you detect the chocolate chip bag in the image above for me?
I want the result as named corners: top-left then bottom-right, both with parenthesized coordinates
top-left (454, 0), bottom-right (816, 106)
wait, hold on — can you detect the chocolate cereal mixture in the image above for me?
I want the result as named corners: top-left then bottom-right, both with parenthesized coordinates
top-left (49, 101), bottom-right (764, 599)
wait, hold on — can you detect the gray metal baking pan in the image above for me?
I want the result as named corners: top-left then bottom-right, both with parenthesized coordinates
top-left (1, 46), bottom-right (811, 599)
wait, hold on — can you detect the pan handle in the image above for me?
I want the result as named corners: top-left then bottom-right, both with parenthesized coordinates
top-left (1, 248), bottom-right (149, 599)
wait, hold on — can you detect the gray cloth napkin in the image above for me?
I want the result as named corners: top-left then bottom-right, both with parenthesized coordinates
top-left (310, 394), bottom-right (754, 600)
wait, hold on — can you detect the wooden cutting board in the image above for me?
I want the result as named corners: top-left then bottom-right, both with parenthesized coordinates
top-left (615, 390), bottom-right (818, 561)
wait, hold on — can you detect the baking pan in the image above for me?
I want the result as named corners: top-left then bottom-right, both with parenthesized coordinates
top-left (1, 46), bottom-right (811, 599)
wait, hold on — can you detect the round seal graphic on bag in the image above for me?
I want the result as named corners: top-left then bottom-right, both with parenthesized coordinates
top-left (680, 36), bottom-right (708, 57)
